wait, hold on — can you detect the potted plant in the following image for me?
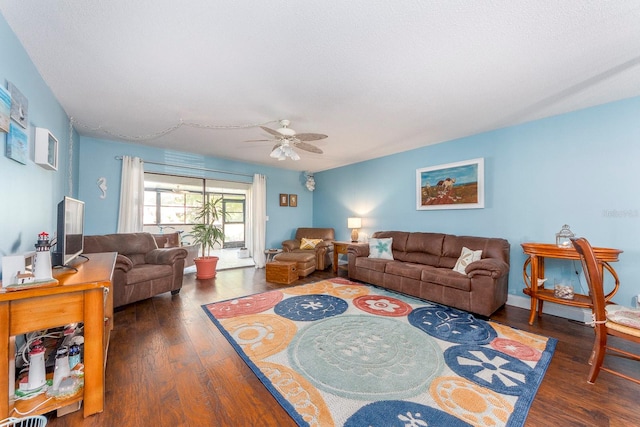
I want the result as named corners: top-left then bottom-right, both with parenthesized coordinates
top-left (189, 196), bottom-right (226, 279)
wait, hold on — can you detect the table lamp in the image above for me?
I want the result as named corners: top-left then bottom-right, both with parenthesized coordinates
top-left (348, 217), bottom-right (362, 242)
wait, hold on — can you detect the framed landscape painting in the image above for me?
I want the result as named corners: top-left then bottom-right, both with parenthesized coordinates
top-left (416, 158), bottom-right (484, 210)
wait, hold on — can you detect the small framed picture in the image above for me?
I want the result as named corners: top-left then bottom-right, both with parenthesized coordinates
top-left (279, 193), bottom-right (289, 206)
top-left (6, 123), bottom-right (28, 164)
top-left (289, 194), bottom-right (298, 207)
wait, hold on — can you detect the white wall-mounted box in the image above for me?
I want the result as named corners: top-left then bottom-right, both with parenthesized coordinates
top-left (35, 127), bottom-right (58, 170)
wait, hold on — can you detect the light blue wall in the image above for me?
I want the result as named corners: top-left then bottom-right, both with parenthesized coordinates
top-left (78, 137), bottom-right (313, 249)
top-left (0, 12), bottom-right (77, 278)
top-left (314, 97), bottom-right (640, 308)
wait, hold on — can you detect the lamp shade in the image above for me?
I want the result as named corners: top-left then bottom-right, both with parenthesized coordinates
top-left (347, 217), bottom-right (362, 229)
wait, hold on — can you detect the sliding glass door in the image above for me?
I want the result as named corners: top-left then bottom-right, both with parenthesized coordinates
top-left (143, 173), bottom-right (249, 249)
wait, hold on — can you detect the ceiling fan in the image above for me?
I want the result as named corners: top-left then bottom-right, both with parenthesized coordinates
top-left (247, 120), bottom-right (327, 161)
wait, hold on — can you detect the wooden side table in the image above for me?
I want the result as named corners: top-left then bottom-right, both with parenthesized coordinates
top-left (332, 241), bottom-right (352, 275)
top-left (0, 252), bottom-right (116, 418)
top-left (521, 242), bottom-right (622, 325)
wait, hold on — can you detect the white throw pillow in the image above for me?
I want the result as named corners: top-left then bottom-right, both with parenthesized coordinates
top-left (453, 246), bottom-right (482, 275)
top-left (368, 238), bottom-right (394, 260)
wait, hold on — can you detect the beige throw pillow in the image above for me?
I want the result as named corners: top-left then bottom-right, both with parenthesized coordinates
top-left (453, 246), bottom-right (482, 275)
top-left (300, 238), bottom-right (323, 250)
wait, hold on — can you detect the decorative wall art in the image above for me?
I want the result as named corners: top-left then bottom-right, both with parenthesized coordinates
top-left (6, 123), bottom-right (28, 164)
top-left (279, 193), bottom-right (289, 206)
top-left (416, 158), bottom-right (484, 210)
top-left (7, 82), bottom-right (28, 129)
top-left (289, 194), bottom-right (298, 207)
top-left (0, 86), bottom-right (10, 133)
top-left (34, 127), bottom-right (58, 170)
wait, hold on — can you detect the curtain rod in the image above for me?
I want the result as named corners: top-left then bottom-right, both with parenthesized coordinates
top-left (114, 156), bottom-right (254, 178)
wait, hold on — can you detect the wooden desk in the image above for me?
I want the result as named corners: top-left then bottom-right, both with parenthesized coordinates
top-left (0, 252), bottom-right (115, 418)
top-left (332, 241), bottom-right (352, 275)
top-left (521, 243), bottom-right (622, 325)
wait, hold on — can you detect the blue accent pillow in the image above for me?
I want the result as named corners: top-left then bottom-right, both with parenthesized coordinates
top-left (368, 237), bottom-right (394, 260)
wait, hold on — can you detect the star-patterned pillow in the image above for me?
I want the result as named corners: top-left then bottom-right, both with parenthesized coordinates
top-left (368, 238), bottom-right (394, 260)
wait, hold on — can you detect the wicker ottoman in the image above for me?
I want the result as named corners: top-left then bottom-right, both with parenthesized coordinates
top-left (273, 252), bottom-right (316, 277)
top-left (266, 261), bottom-right (298, 284)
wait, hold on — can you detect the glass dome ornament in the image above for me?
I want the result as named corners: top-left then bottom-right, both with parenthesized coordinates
top-left (555, 224), bottom-right (575, 248)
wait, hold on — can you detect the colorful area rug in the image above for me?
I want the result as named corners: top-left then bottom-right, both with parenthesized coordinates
top-left (202, 279), bottom-right (557, 427)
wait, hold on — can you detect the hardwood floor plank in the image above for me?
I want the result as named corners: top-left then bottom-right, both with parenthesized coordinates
top-left (40, 267), bottom-right (639, 427)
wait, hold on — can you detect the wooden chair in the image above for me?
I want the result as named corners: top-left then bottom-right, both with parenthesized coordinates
top-left (572, 237), bottom-right (640, 384)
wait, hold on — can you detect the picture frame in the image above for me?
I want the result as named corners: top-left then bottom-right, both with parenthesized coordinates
top-left (7, 82), bottom-right (28, 129)
top-left (289, 194), bottom-right (298, 207)
top-left (279, 193), bottom-right (289, 206)
top-left (6, 123), bottom-right (28, 165)
top-left (416, 158), bottom-right (484, 210)
top-left (0, 85), bottom-right (10, 133)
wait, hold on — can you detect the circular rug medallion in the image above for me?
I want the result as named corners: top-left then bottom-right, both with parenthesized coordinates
top-left (444, 345), bottom-right (533, 396)
top-left (206, 291), bottom-right (283, 319)
top-left (289, 315), bottom-right (443, 400)
top-left (274, 294), bottom-right (348, 321)
top-left (344, 400), bottom-right (472, 427)
top-left (353, 295), bottom-right (413, 317)
top-left (491, 338), bottom-right (541, 361)
top-left (258, 361), bottom-right (335, 427)
top-left (283, 281), bottom-right (369, 299)
top-left (221, 314), bottom-right (297, 359)
top-left (430, 376), bottom-right (513, 426)
top-left (408, 305), bottom-right (497, 344)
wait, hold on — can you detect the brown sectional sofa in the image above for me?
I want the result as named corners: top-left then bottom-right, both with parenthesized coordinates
top-left (84, 232), bottom-right (188, 308)
top-left (347, 231), bottom-right (510, 316)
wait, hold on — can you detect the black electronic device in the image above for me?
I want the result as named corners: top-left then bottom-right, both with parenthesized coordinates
top-left (52, 196), bottom-right (85, 267)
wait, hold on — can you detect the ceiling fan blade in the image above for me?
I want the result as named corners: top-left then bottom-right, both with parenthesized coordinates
top-left (295, 132), bottom-right (328, 142)
top-left (244, 139), bottom-right (272, 142)
top-left (260, 126), bottom-right (285, 138)
top-left (294, 141), bottom-right (323, 154)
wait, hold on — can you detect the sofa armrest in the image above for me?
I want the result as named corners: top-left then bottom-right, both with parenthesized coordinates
top-left (466, 258), bottom-right (509, 279)
top-left (145, 247), bottom-right (188, 265)
top-left (282, 239), bottom-right (300, 251)
top-left (347, 243), bottom-right (370, 257)
top-left (115, 254), bottom-right (133, 272)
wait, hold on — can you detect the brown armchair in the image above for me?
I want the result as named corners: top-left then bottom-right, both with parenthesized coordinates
top-left (84, 232), bottom-right (187, 308)
top-left (282, 227), bottom-right (335, 270)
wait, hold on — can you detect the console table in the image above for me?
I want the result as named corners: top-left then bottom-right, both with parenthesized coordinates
top-left (0, 252), bottom-right (115, 418)
top-left (521, 243), bottom-right (622, 325)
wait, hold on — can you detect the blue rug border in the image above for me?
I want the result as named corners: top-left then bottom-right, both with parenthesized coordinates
top-left (201, 280), bottom-right (558, 427)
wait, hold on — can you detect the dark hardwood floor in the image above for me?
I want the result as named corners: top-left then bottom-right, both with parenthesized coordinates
top-left (43, 267), bottom-right (639, 427)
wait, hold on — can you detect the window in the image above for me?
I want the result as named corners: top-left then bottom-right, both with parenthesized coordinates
top-left (144, 173), bottom-right (249, 248)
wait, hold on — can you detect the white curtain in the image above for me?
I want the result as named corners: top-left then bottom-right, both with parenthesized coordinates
top-left (248, 173), bottom-right (267, 268)
top-left (117, 156), bottom-right (145, 233)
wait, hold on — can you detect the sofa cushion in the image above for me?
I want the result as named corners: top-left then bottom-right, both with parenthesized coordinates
top-left (385, 262), bottom-right (431, 280)
top-left (421, 267), bottom-right (472, 291)
top-left (369, 238), bottom-right (394, 259)
top-left (355, 256), bottom-right (390, 272)
top-left (453, 247), bottom-right (482, 275)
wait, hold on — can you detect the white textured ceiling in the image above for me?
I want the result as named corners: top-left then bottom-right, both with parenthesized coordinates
top-left (2, 1), bottom-right (640, 172)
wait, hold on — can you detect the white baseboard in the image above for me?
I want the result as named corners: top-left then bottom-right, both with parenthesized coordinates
top-left (506, 294), bottom-right (592, 324)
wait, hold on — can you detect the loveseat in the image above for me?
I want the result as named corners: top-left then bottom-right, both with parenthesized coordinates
top-left (281, 227), bottom-right (335, 271)
top-left (347, 231), bottom-right (510, 316)
top-left (83, 232), bottom-right (188, 308)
